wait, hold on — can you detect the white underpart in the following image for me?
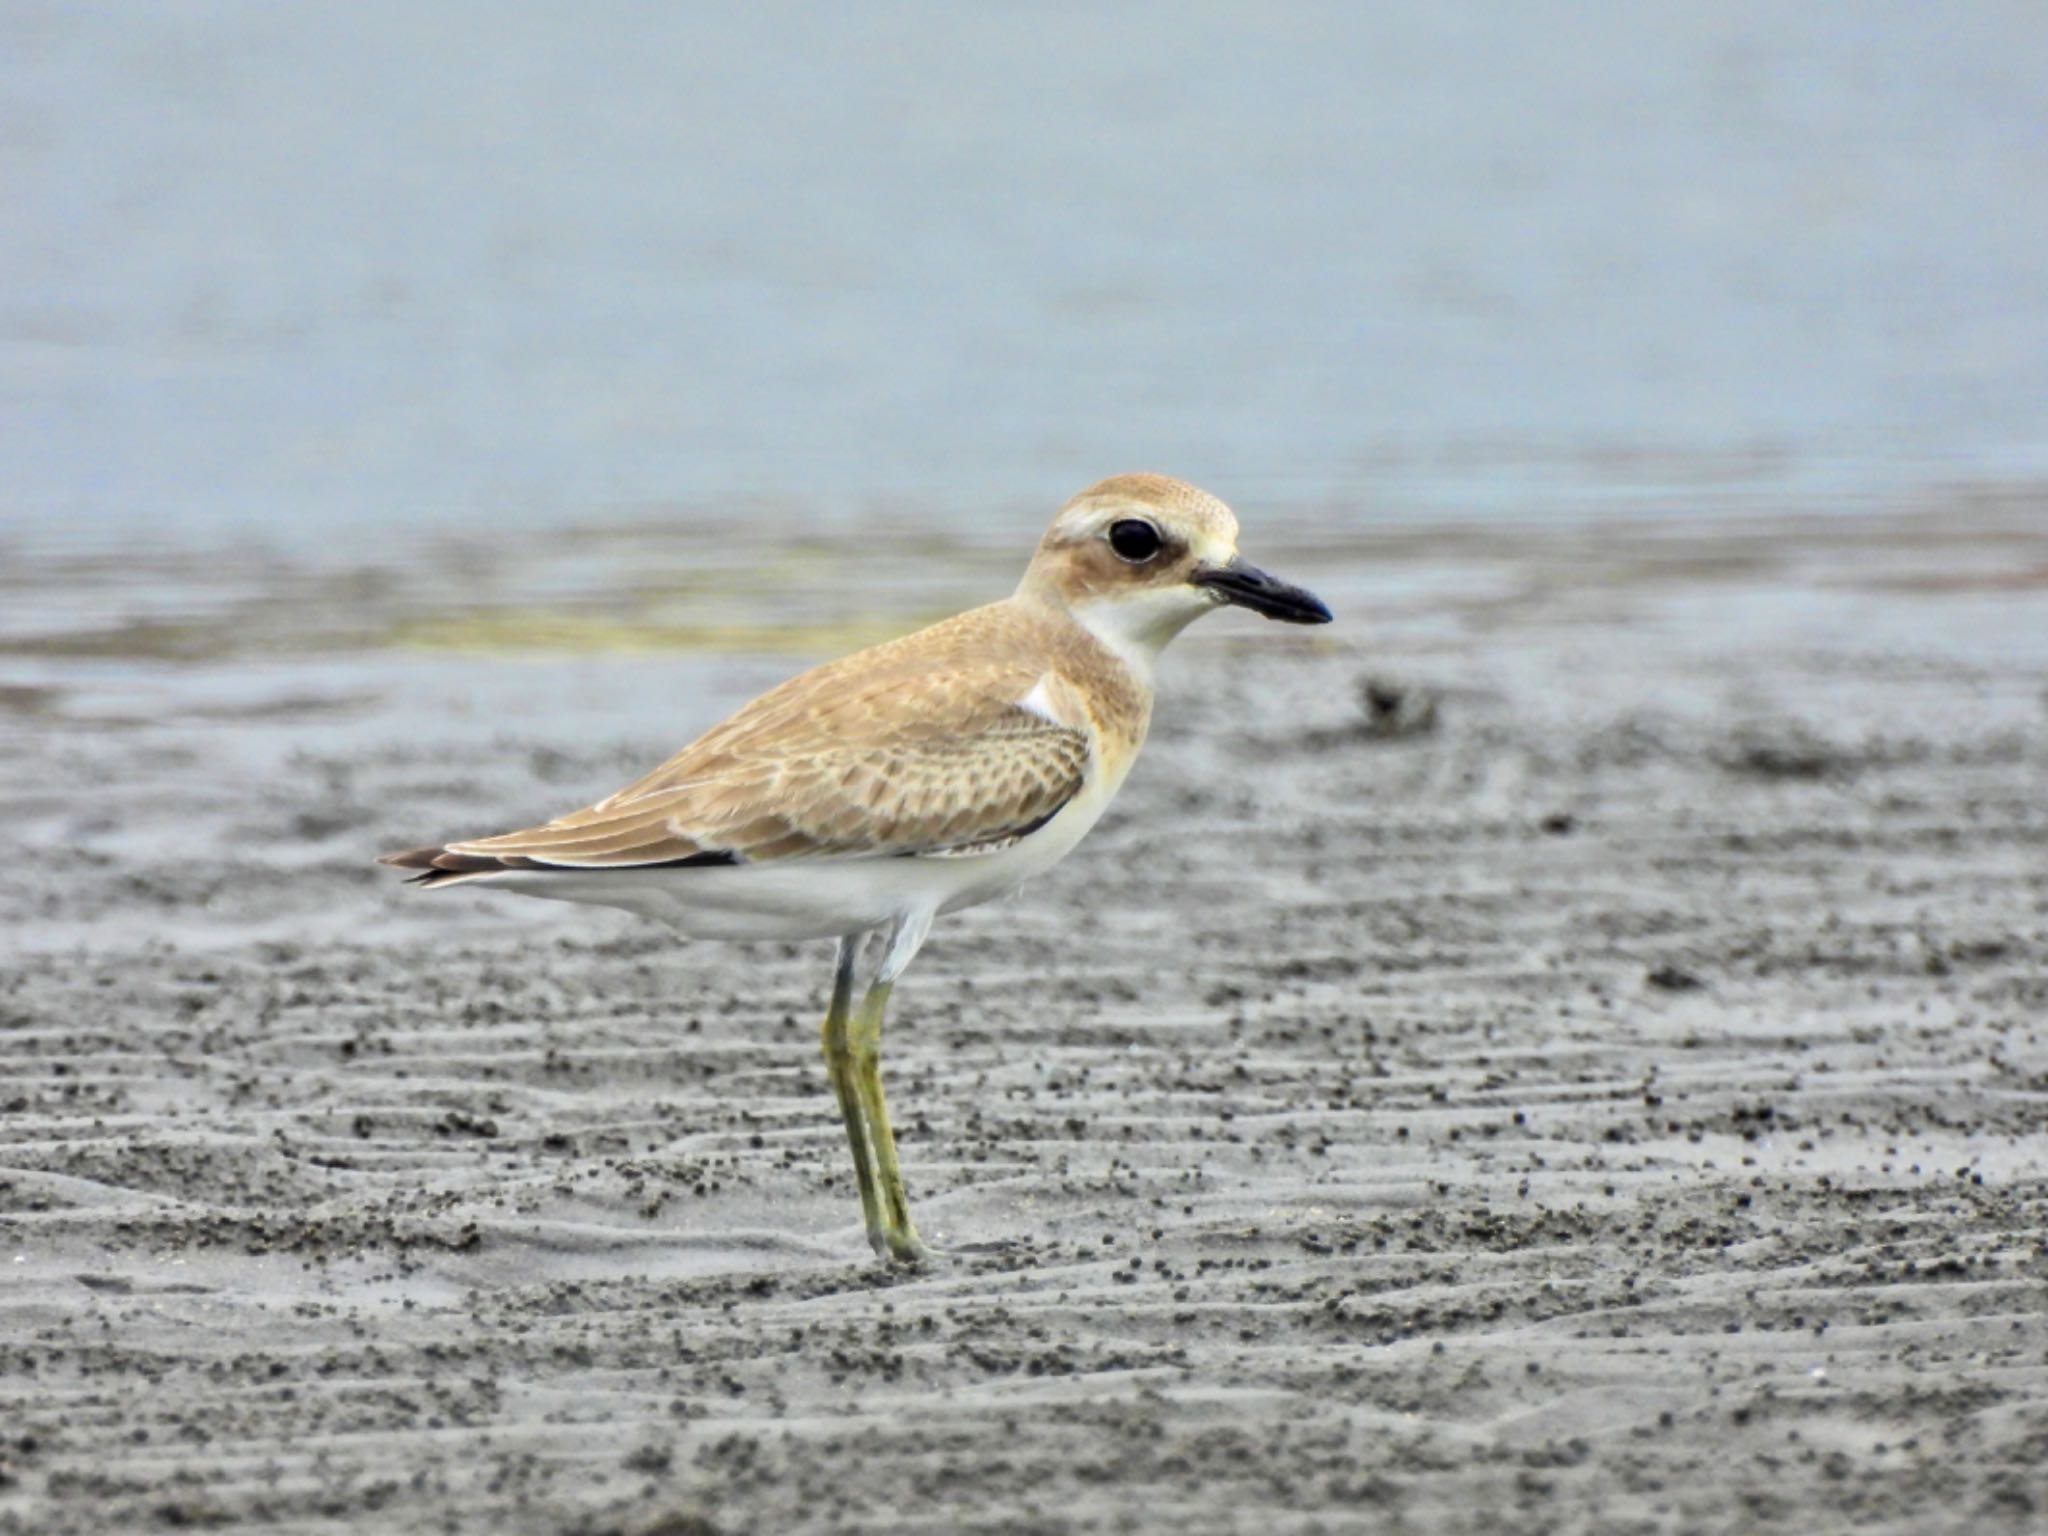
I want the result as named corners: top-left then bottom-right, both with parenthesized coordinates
top-left (477, 773), bottom-right (1122, 940)
top-left (874, 905), bottom-right (934, 984)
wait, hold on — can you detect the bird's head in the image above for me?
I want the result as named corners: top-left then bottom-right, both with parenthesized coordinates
top-left (1018, 474), bottom-right (1332, 673)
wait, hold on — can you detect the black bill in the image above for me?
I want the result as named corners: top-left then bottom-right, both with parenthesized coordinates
top-left (1191, 557), bottom-right (1333, 625)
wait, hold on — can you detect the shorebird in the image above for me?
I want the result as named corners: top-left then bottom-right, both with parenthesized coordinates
top-left (382, 474), bottom-right (1331, 1262)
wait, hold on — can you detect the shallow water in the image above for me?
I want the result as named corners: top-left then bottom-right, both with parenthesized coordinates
top-left (7, 3), bottom-right (2045, 710)
top-left (5, 1), bottom-right (2047, 564)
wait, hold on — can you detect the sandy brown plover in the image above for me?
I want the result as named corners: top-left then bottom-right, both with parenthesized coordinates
top-left (382, 474), bottom-right (1332, 1262)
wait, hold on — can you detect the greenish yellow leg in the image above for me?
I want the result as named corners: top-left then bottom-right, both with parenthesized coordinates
top-left (851, 979), bottom-right (927, 1263)
top-left (820, 941), bottom-right (884, 1254)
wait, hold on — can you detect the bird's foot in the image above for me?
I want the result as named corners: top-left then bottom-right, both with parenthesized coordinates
top-left (866, 1220), bottom-right (931, 1267)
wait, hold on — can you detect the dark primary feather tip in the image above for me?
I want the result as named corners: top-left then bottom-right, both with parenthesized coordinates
top-left (404, 868), bottom-right (467, 888)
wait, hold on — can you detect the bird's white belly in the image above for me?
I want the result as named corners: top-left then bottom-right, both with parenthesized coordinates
top-left (476, 762), bottom-right (1125, 940)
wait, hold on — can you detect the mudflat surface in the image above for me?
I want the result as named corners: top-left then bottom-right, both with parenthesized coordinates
top-left (3, 511), bottom-right (2047, 1534)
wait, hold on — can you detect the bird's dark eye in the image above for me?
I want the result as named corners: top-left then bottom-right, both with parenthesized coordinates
top-left (1107, 519), bottom-right (1163, 563)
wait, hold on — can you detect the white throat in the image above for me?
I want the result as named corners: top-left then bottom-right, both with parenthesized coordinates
top-left (1066, 588), bottom-right (1217, 684)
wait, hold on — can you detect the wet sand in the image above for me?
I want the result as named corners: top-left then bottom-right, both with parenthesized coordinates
top-left (2, 509), bottom-right (2046, 1534)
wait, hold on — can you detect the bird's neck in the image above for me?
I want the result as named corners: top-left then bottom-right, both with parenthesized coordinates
top-left (1016, 570), bottom-right (1220, 683)
top-left (1003, 589), bottom-right (1157, 748)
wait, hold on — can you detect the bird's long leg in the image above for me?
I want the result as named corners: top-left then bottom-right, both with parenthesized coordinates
top-left (850, 979), bottom-right (920, 1261)
top-left (852, 909), bottom-right (935, 1264)
top-left (821, 933), bottom-right (884, 1255)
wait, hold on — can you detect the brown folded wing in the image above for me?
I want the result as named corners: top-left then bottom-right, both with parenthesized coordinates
top-left (384, 641), bottom-right (1091, 880)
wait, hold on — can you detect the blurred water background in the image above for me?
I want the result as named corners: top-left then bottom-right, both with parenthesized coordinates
top-left (3, 2), bottom-right (2045, 653)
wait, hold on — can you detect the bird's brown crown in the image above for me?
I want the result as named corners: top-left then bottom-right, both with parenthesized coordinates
top-left (1020, 473), bottom-right (1240, 608)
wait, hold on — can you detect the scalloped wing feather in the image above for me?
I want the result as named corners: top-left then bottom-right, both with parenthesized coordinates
top-left (432, 605), bottom-right (1098, 869)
